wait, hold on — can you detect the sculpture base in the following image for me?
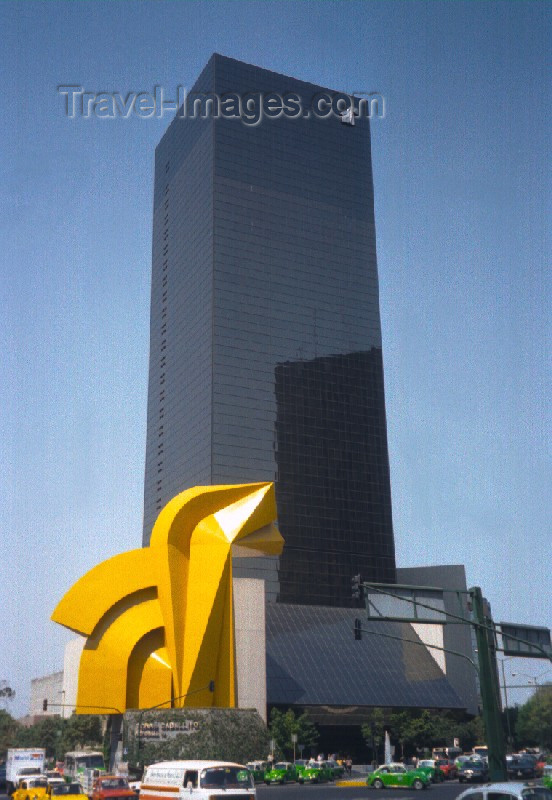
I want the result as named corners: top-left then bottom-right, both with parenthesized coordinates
top-left (124, 707), bottom-right (269, 769)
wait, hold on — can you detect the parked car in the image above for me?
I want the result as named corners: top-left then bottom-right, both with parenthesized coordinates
top-left (12, 776), bottom-right (49, 800)
top-left (91, 776), bottom-right (137, 800)
top-left (457, 782), bottom-right (552, 800)
top-left (507, 756), bottom-right (537, 780)
top-left (458, 760), bottom-right (489, 783)
top-left (417, 760), bottom-right (446, 783)
top-left (325, 760), bottom-right (345, 778)
top-left (366, 764), bottom-right (430, 790)
top-left (245, 762), bottom-right (269, 783)
top-left (297, 761), bottom-right (333, 784)
top-left (264, 762), bottom-right (297, 785)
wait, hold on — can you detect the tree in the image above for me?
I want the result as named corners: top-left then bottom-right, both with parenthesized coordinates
top-left (58, 714), bottom-right (103, 755)
top-left (361, 709), bottom-right (386, 763)
top-left (35, 716), bottom-right (66, 759)
top-left (11, 716), bottom-right (68, 760)
top-left (360, 707), bottom-right (485, 761)
top-left (0, 709), bottom-right (21, 757)
top-left (516, 685), bottom-right (552, 750)
top-left (399, 710), bottom-right (442, 751)
top-left (457, 714), bottom-right (486, 751)
top-left (0, 682), bottom-right (16, 705)
top-left (268, 708), bottom-right (318, 760)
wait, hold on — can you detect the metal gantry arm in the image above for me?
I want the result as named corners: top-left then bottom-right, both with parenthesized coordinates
top-left (353, 577), bottom-right (551, 783)
top-left (354, 580), bottom-right (508, 781)
top-left (353, 621), bottom-right (479, 673)
top-left (364, 581), bottom-right (552, 660)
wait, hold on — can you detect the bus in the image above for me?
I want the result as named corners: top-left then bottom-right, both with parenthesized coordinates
top-left (63, 752), bottom-right (105, 783)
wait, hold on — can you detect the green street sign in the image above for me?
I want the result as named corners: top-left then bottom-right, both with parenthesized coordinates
top-left (500, 623), bottom-right (551, 658)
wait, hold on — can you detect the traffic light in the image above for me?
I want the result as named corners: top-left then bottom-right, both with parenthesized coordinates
top-left (42, 699), bottom-right (48, 711)
top-left (354, 618), bottom-right (362, 641)
top-left (351, 574), bottom-right (363, 602)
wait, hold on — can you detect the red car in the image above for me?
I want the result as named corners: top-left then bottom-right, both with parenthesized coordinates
top-left (536, 758), bottom-right (547, 777)
top-left (435, 759), bottom-right (458, 780)
top-left (91, 777), bottom-right (137, 800)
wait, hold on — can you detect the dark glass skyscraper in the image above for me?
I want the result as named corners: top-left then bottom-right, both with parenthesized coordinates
top-left (143, 54), bottom-right (396, 606)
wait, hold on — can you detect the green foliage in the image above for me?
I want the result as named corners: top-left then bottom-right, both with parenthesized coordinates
top-left (361, 707), bottom-right (486, 759)
top-left (0, 683), bottom-right (16, 702)
top-left (400, 710), bottom-right (441, 749)
top-left (360, 709), bottom-right (386, 742)
top-left (268, 708), bottom-right (318, 760)
top-left (361, 709), bottom-right (387, 761)
top-left (0, 710), bottom-right (21, 757)
top-left (34, 717), bottom-right (67, 759)
top-left (457, 714), bottom-right (485, 750)
top-left (516, 685), bottom-right (552, 750)
top-left (9, 714), bottom-right (103, 762)
top-left (59, 714), bottom-right (103, 754)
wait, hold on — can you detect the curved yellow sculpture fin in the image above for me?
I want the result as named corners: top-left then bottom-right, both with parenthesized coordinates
top-left (52, 548), bottom-right (157, 635)
top-left (77, 598), bottom-right (163, 714)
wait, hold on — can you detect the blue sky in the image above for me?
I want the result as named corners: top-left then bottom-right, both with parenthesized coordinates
top-left (1, 0), bottom-right (550, 717)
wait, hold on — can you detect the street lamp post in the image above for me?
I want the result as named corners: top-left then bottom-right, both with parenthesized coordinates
top-left (499, 660), bottom-right (512, 749)
top-left (511, 669), bottom-right (552, 687)
top-left (512, 673), bottom-right (537, 686)
top-left (57, 690), bottom-right (66, 719)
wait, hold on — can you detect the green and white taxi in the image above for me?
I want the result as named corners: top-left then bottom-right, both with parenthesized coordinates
top-left (245, 763), bottom-right (269, 783)
top-left (297, 761), bottom-right (333, 784)
top-left (366, 764), bottom-right (431, 790)
top-left (417, 760), bottom-right (446, 783)
top-left (326, 760), bottom-right (346, 779)
top-left (264, 762), bottom-right (297, 785)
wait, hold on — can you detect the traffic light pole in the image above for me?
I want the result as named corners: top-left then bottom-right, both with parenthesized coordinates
top-left (470, 587), bottom-right (507, 782)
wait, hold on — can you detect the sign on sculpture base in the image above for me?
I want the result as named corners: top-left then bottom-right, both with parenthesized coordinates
top-left (124, 707), bottom-right (269, 768)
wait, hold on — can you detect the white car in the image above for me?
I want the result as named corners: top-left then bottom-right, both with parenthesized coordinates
top-left (457, 781), bottom-right (552, 800)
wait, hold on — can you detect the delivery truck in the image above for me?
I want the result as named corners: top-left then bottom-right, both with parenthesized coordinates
top-left (6, 749), bottom-right (46, 793)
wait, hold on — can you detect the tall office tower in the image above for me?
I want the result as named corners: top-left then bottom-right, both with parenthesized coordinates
top-left (143, 55), bottom-right (396, 606)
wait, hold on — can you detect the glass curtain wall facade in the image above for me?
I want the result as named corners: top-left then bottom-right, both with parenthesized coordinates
top-left (143, 54), bottom-right (396, 606)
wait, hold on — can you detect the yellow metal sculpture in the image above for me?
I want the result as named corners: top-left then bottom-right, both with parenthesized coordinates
top-left (52, 482), bottom-right (282, 713)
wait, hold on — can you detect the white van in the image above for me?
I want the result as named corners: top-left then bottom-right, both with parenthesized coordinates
top-left (141, 761), bottom-right (255, 799)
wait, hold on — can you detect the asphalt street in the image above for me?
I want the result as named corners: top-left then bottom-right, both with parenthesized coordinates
top-left (0, 782), bottom-right (466, 800)
top-left (257, 780), bottom-right (465, 800)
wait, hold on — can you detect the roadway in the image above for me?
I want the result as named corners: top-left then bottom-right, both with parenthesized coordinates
top-left (257, 781), bottom-right (465, 800)
top-left (0, 781), bottom-right (466, 800)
